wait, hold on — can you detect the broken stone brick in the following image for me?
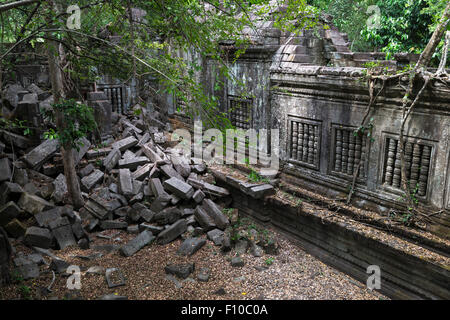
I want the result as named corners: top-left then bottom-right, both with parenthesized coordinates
top-left (52, 173), bottom-right (68, 203)
top-left (150, 178), bottom-right (168, 198)
top-left (177, 238), bottom-right (206, 256)
top-left (248, 184), bottom-right (276, 199)
top-left (118, 169), bottom-right (133, 197)
top-left (48, 217), bottom-right (76, 250)
top-left (81, 169), bottom-right (104, 192)
top-left (103, 148), bottom-right (121, 172)
top-left (118, 156), bottom-right (150, 170)
top-left (23, 139), bottom-right (60, 169)
top-left (160, 164), bottom-right (184, 181)
top-left (0, 202), bottom-right (21, 227)
top-left (18, 192), bottom-right (54, 215)
top-left (111, 136), bottom-right (138, 152)
top-left (149, 194), bottom-right (171, 212)
top-left (192, 189), bottom-right (205, 204)
top-left (0, 158), bottom-right (12, 182)
top-left (141, 144), bottom-right (163, 163)
top-left (4, 218), bottom-right (26, 238)
top-left (79, 164), bottom-right (95, 178)
top-left (164, 263), bottom-right (195, 279)
top-left (163, 177), bottom-right (194, 200)
top-left (34, 207), bottom-right (62, 228)
top-left (153, 207), bottom-right (181, 225)
top-left (194, 206), bottom-right (216, 231)
top-left (24, 226), bottom-right (53, 249)
top-left (0, 182), bottom-right (23, 205)
top-left (139, 223), bottom-right (164, 235)
top-left (132, 163), bottom-right (152, 181)
top-left (201, 199), bottom-right (230, 230)
top-left (156, 219), bottom-right (187, 245)
top-left (207, 229), bottom-right (224, 246)
top-left (203, 182), bottom-right (230, 198)
top-left (119, 230), bottom-right (155, 257)
top-left (99, 220), bottom-right (128, 230)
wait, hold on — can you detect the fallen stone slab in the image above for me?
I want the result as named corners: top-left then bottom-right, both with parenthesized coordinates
top-left (24, 226), bottom-right (53, 249)
top-left (48, 217), bottom-right (76, 250)
top-left (193, 163), bottom-right (207, 174)
top-left (18, 192), bottom-right (54, 215)
top-left (15, 262), bottom-right (40, 280)
top-left (23, 139), bottom-right (60, 169)
top-left (0, 182), bottom-right (23, 205)
top-left (192, 189), bottom-right (205, 203)
top-left (141, 144), bottom-right (163, 163)
top-left (105, 268), bottom-right (126, 288)
top-left (207, 228), bottom-right (224, 246)
top-left (13, 168), bottom-right (28, 186)
top-left (156, 219), bottom-right (187, 245)
top-left (150, 194), bottom-right (171, 212)
top-left (84, 199), bottom-right (109, 220)
top-left (153, 207), bottom-right (181, 225)
top-left (132, 163), bottom-right (153, 181)
top-left (203, 182), bottom-right (230, 198)
top-left (194, 206), bottom-right (216, 231)
top-left (119, 230), bottom-right (155, 257)
top-left (0, 201), bottom-right (21, 226)
top-left (103, 148), bottom-right (121, 172)
top-left (160, 164), bottom-right (184, 181)
top-left (177, 238), bottom-right (206, 256)
top-left (100, 220), bottom-right (128, 230)
top-left (163, 177), bottom-right (194, 200)
top-left (118, 169), bottom-right (133, 197)
top-left (150, 178), bottom-right (168, 198)
top-left (52, 173), bottom-right (68, 203)
top-left (118, 156), bottom-right (150, 170)
top-left (0, 158), bottom-right (12, 182)
top-left (131, 203), bottom-right (155, 223)
top-left (4, 218), bottom-right (26, 237)
top-left (86, 147), bottom-right (111, 159)
top-left (81, 169), bottom-right (104, 192)
top-left (111, 136), bottom-right (138, 152)
top-left (187, 177), bottom-right (205, 190)
top-left (164, 263), bottom-right (195, 279)
top-left (172, 156), bottom-right (191, 178)
top-left (50, 257), bottom-right (70, 273)
top-left (1, 130), bottom-right (32, 149)
top-left (79, 164), bottom-right (95, 178)
top-left (73, 137), bottom-right (91, 165)
top-left (202, 199), bottom-right (230, 230)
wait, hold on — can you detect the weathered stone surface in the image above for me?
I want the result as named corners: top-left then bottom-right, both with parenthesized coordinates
top-left (150, 178), bottom-right (167, 198)
top-left (23, 139), bottom-right (60, 169)
top-left (193, 163), bottom-right (207, 174)
top-left (141, 144), bottom-right (163, 163)
top-left (118, 169), bottom-right (133, 196)
top-left (0, 182), bottom-right (23, 205)
top-left (119, 230), bottom-right (155, 257)
top-left (81, 169), bottom-right (104, 192)
top-left (164, 263), bottom-right (195, 279)
top-left (172, 156), bottom-right (191, 178)
top-left (0, 158), bottom-right (12, 182)
top-left (24, 227), bottom-right (53, 249)
top-left (100, 220), bottom-right (128, 230)
top-left (15, 262), bottom-right (40, 280)
top-left (52, 174), bottom-right (68, 203)
top-left (194, 206), bottom-right (216, 231)
top-left (131, 203), bottom-right (155, 222)
top-left (18, 192), bottom-right (54, 215)
top-left (160, 164), bottom-right (184, 181)
top-left (48, 217), bottom-right (76, 250)
top-left (127, 225), bottom-right (139, 234)
top-left (153, 207), bottom-right (181, 225)
top-left (13, 168), bottom-right (28, 186)
top-left (187, 177), bottom-right (205, 189)
top-left (86, 147), bottom-right (111, 159)
top-left (84, 199), bottom-right (108, 220)
top-left (73, 137), bottom-right (91, 165)
top-left (4, 218), bottom-right (26, 237)
top-left (149, 194), bottom-right (171, 212)
top-left (1, 130), bottom-right (32, 149)
top-left (192, 190), bottom-right (205, 203)
top-left (132, 163), bottom-right (152, 181)
top-left (111, 136), bottom-right (138, 152)
top-left (103, 148), bottom-right (121, 172)
top-left (0, 202), bottom-right (21, 226)
top-left (202, 199), bottom-right (229, 230)
top-left (79, 164), bottom-right (95, 178)
top-left (163, 177), bottom-right (194, 200)
top-left (118, 156), bottom-right (150, 170)
top-left (50, 257), bottom-right (70, 273)
top-left (177, 238), bottom-right (206, 256)
top-left (207, 229), bottom-right (224, 246)
top-left (156, 219), bottom-right (187, 245)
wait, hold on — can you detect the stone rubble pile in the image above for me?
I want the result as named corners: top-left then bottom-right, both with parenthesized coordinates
top-left (0, 83), bottom-right (277, 294)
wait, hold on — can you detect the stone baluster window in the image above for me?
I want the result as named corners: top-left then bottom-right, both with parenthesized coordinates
top-left (288, 116), bottom-right (321, 170)
top-left (228, 96), bottom-right (252, 130)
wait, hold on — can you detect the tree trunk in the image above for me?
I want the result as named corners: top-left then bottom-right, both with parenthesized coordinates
top-left (46, 40), bottom-right (84, 209)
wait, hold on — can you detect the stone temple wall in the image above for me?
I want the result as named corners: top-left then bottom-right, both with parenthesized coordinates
top-left (168, 17), bottom-right (450, 238)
